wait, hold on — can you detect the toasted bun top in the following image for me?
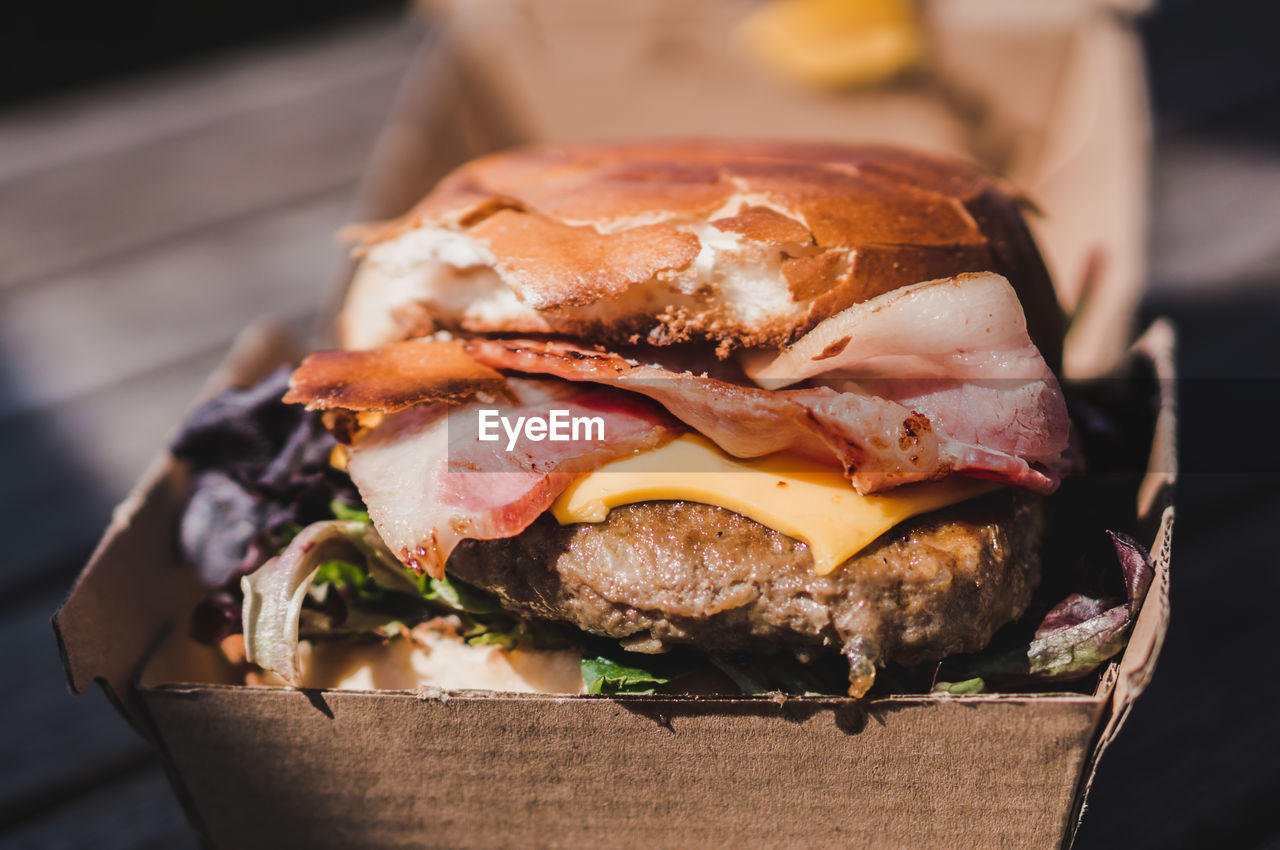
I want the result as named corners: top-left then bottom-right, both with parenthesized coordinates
top-left (342, 140), bottom-right (1062, 366)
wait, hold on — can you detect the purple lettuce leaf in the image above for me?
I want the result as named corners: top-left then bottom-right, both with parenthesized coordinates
top-left (1035, 593), bottom-right (1116, 638)
top-left (935, 531), bottom-right (1156, 692)
top-left (1026, 603), bottom-right (1132, 678)
top-left (172, 368), bottom-right (364, 642)
top-left (1112, 531), bottom-right (1156, 617)
top-left (171, 367), bottom-right (300, 477)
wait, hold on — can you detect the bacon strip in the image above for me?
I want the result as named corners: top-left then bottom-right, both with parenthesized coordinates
top-left (465, 337), bottom-right (1064, 494)
top-left (285, 338), bottom-right (509, 413)
top-left (744, 273), bottom-right (1050, 385)
top-left (345, 377), bottom-right (675, 577)
top-left (459, 273), bottom-right (1069, 494)
top-left (465, 339), bottom-right (941, 492)
top-left (744, 272), bottom-right (1070, 473)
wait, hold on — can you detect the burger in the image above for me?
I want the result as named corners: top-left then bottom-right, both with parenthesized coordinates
top-left (181, 140), bottom-right (1088, 698)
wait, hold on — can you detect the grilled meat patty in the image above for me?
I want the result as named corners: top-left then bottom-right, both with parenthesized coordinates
top-left (446, 492), bottom-right (1041, 671)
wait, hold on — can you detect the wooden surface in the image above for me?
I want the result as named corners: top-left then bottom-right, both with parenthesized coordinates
top-left (2, 12), bottom-right (1279, 850)
top-left (0, 16), bottom-right (420, 848)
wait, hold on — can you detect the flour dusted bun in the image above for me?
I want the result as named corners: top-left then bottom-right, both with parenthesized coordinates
top-left (340, 140), bottom-right (1062, 365)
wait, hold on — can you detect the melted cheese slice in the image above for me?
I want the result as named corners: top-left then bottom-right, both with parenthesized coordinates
top-left (552, 434), bottom-right (997, 575)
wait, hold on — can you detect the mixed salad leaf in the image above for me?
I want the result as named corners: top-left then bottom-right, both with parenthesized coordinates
top-left (932, 531), bottom-right (1154, 693)
top-left (172, 368), bottom-right (362, 643)
top-left (240, 504), bottom-right (574, 685)
top-left (241, 520), bottom-right (405, 684)
top-left (581, 655), bottom-right (680, 695)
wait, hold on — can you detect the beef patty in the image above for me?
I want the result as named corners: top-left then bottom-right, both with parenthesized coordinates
top-left (446, 491), bottom-right (1042, 684)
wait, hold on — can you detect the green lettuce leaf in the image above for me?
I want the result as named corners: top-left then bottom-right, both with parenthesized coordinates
top-left (933, 677), bottom-right (986, 695)
top-left (329, 499), bottom-right (371, 525)
top-left (304, 557), bottom-right (423, 636)
top-left (418, 574), bottom-right (501, 615)
top-left (312, 559), bottom-right (373, 597)
top-left (581, 655), bottom-right (676, 695)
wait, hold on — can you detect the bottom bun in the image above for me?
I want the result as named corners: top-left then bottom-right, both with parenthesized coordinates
top-left (256, 628), bottom-right (585, 693)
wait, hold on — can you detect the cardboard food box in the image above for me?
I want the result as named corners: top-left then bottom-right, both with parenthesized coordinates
top-left (55, 2), bottom-right (1173, 847)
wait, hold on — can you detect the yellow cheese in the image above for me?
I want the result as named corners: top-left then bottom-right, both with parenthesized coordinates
top-left (552, 434), bottom-right (997, 575)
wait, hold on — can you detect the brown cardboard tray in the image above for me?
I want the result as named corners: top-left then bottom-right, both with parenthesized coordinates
top-left (55, 319), bottom-right (1174, 849)
top-left (56, 2), bottom-right (1172, 847)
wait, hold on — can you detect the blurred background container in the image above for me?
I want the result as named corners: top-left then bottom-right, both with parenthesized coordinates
top-left (2, 1), bottom-right (1278, 847)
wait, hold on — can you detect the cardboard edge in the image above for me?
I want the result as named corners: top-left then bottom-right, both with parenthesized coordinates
top-left (133, 700), bottom-right (220, 850)
top-left (54, 320), bottom-right (305, 729)
top-left (144, 679), bottom-right (1108, 708)
top-left (1134, 319), bottom-right (1178, 523)
top-left (1064, 318), bottom-right (1176, 847)
top-left (53, 449), bottom-right (179, 698)
top-left (1029, 9), bottom-right (1153, 380)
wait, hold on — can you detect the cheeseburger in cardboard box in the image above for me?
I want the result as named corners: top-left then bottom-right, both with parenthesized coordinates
top-left (56, 3), bottom-right (1171, 847)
